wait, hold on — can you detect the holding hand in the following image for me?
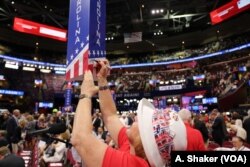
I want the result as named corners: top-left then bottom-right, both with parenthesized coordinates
top-left (96, 59), bottom-right (110, 80)
top-left (81, 71), bottom-right (99, 97)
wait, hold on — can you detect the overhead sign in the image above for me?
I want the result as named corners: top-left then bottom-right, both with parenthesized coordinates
top-left (13, 17), bottom-right (67, 41)
top-left (0, 89), bottom-right (24, 96)
top-left (39, 102), bottom-right (54, 108)
top-left (210, 0), bottom-right (250, 25)
top-left (159, 85), bottom-right (183, 91)
top-left (66, 0), bottom-right (106, 81)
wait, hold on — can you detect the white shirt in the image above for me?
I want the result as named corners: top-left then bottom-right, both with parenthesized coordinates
top-left (215, 146), bottom-right (250, 151)
top-left (43, 142), bottom-right (66, 163)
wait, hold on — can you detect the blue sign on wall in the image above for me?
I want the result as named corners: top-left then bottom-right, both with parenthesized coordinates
top-left (0, 89), bottom-right (24, 96)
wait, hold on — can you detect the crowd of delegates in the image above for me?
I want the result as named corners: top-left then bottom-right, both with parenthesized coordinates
top-left (0, 103), bottom-right (250, 166)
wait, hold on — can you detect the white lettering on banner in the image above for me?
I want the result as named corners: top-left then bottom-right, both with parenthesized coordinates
top-left (96, 0), bottom-right (101, 47)
top-left (75, 0), bottom-right (82, 45)
top-left (124, 93), bottom-right (140, 98)
top-left (159, 85), bottom-right (183, 91)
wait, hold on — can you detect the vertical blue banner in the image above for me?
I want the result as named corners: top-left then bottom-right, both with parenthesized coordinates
top-left (66, 0), bottom-right (106, 80)
top-left (64, 82), bottom-right (72, 107)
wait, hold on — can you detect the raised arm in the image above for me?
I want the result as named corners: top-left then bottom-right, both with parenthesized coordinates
top-left (71, 71), bottom-right (107, 167)
top-left (97, 60), bottom-right (124, 145)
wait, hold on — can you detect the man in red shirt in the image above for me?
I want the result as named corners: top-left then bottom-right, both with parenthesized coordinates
top-left (71, 60), bottom-right (178, 167)
top-left (178, 109), bottom-right (206, 151)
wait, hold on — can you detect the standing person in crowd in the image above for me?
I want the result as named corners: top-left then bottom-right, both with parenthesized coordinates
top-left (210, 109), bottom-right (228, 146)
top-left (55, 111), bottom-right (66, 124)
top-left (215, 127), bottom-right (249, 151)
top-left (193, 115), bottom-right (209, 145)
top-left (11, 119), bottom-right (26, 154)
top-left (0, 110), bottom-right (9, 130)
top-left (243, 114), bottom-right (250, 144)
top-left (178, 109), bottom-right (206, 151)
top-left (96, 127), bottom-right (106, 142)
top-left (92, 112), bottom-right (102, 133)
top-left (6, 109), bottom-right (20, 152)
top-left (71, 61), bottom-right (177, 167)
top-left (0, 138), bottom-right (25, 167)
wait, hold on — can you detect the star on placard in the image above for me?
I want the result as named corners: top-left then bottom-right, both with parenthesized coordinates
top-left (97, 50), bottom-right (100, 56)
top-left (93, 50), bottom-right (96, 56)
top-left (70, 54), bottom-right (74, 60)
top-left (101, 51), bottom-right (104, 56)
top-left (81, 42), bottom-right (84, 48)
top-left (75, 48), bottom-right (79, 54)
top-left (86, 35), bottom-right (89, 41)
top-left (88, 51), bottom-right (91, 56)
top-left (66, 60), bottom-right (69, 65)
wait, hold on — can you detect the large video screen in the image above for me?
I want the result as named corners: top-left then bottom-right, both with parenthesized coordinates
top-left (210, 0), bottom-right (250, 25)
top-left (13, 17), bottom-right (67, 41)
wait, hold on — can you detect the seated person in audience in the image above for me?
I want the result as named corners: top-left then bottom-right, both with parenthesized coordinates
top-left (215, 127), bottom-right (250, 151)
top-left (40, 131), bottom-right (69, 167)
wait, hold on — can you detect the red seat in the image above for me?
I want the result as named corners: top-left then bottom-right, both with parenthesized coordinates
top-left (222, 141), bottom-right (233, 148)
top-left (244, 143), bottom-right (250, 149)
top-left (207, 142), bottom-right (220, 150)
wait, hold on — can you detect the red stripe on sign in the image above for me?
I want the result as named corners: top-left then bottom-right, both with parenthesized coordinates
top-left (74, 60), bottom-right (79, 78)
top-left (66, 71), bottom-right (70, 81)
top-left (83, 50), bottom-right (89, 72)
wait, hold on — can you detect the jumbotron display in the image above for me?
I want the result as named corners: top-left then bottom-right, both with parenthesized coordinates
top-left (13, 17), bottom-right (67, 41)
top-left (210, 0), bottom-right (250, 25)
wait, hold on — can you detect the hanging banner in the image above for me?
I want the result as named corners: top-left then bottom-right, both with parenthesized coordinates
top-left (66, 0), bottom-right (106, 81)
top-left (64, 82), bottom-right (72, 107)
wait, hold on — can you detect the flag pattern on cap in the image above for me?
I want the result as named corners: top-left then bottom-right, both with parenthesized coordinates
top-left (152, 109), bottom-right (174, 161)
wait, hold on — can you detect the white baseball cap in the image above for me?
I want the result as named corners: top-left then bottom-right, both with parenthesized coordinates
top-left (137, 99), bottom-right (187, 167)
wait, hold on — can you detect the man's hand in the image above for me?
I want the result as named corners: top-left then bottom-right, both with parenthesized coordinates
top-left (96, 60), bottom-right (110, 81)
top-left (81, 71), bottom-right (99, 97)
